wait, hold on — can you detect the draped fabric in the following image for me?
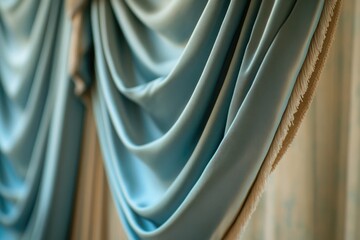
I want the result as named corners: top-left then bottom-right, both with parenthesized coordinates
top-left (0, 0), bottom-right (343, 239)
top-left (89, 0), bottom-right (336, 239)
top-left (0, 1), bottom-right (84, 239)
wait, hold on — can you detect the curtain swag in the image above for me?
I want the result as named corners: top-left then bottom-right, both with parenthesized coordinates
top-left (0, 0), bottom-right (341, 239)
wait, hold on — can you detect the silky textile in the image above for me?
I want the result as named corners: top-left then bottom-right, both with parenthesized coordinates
top-left (90, 0), bottom-right (326, 239)
top-left (0, 1), bottom-right (84, 239)
top-left (0, 0), bottom-right (340, 239)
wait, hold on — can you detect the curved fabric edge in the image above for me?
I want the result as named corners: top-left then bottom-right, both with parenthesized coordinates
top-left (224, 0), bottom-right (343, 238)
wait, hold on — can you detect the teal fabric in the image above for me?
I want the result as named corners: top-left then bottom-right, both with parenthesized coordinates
top-left (0, 1), bottom-right (84, 239)
top-left (91, 0), bottom-right (324, 239)
top-left (0, 0), bottom-right (326, 239)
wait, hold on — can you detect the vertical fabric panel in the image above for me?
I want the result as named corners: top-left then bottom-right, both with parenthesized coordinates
top-left (0, 1), bottom-right (84, 239)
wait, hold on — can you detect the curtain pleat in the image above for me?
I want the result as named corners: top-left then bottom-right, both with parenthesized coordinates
top-left (87, 0), bottom-right (336, 239)
top-left (0, 0), bottom-right (346, 239)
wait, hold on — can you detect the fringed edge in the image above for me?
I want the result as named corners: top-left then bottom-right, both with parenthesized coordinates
top-left (224, 0), bottom-right (343, 239)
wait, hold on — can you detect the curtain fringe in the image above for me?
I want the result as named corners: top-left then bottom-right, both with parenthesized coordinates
top-left (224, 0), bottom-right (343, 238)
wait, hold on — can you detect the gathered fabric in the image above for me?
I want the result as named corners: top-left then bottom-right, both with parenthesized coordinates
top-left (0, 0), bottom-right (342, 239)
top-left (90, 0), bottom-right (327, 239)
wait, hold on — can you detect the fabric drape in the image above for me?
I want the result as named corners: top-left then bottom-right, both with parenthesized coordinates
top-left (0, 1), bottom-right (84, 239)
top-left (0, 0), bottom-right (343, 239)
top-left (71, 0), bottom-right (350, 238)
top-left (89, 0), bottom-right (334, 239)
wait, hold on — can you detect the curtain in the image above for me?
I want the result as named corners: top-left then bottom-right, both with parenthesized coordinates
top-left (242, 0), bottom-right (360, 239)
top-left (72, 0), bottom-right (341, 239)
top-left (73, 0), bottom-right (357, 239)
top-left (1, 0), bottom-right (344, 239)
top-left (89, 0), bottom-right (330, 239)
top-left (0, 1), bottom-right (84, 239)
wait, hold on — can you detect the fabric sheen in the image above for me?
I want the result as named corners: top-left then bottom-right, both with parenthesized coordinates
top-left (90, 0), bottom-right (324, 239)
top-left (0, 1), bottom-right (84, 239)
top-left (0, 0), bottom-right (334, 239)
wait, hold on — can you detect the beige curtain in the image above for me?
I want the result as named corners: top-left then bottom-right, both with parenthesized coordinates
top-left (70, 0), bottom-right (359, 238)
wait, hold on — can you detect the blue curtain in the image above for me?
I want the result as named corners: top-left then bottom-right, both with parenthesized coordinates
top-left (0, 1), bottom-right (84, 239)
top-left (0, 0), bottom-right (339, 239)
top-left (90, 0), bottom-right (324, 239)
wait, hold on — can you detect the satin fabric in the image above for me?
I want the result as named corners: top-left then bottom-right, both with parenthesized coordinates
top-left (91, 0), bottom-right (324, 239)
top-left (0, 1), bottom-right (84, 239)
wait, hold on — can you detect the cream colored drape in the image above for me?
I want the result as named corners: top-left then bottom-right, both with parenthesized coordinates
top-left (69, 0), bottom-right (359, 239)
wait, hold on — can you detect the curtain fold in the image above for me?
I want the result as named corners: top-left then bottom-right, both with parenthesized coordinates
top-left (0, 0), bottom-right (344, 239)
top-left (89, 0), bottom-right (335, 239)
top-left (0, 1), bottom-right (84, 239)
